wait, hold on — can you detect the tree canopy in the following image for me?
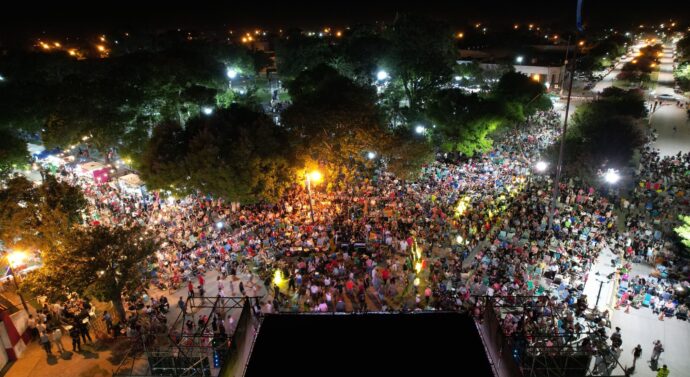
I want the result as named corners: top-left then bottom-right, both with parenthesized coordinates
top-left (282, 64), bottom-right (432, 183)
top-left (0, 175), bottom-right (86, 252)
top-left (548, 88), bottom-right (645, 182)
top-left (383, 14), bottom-right (456, 111)
top-left (21, 225), bottom-right (157, 320)
top-left (0, 129), bottom-right (30, 178)
top-left (491, 71), bottom-right (552, 121)
top-left (139, 104), bottom-right (297, 203)
top-left (427, 89), bottom-right (507, 156)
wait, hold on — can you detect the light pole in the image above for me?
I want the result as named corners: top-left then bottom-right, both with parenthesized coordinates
top-left (6, 251), bottom-right (29, 313)
top-left (548, 34), bottom-right (579, 230)
top-left (594, 277), bottom-right (610, 309)
top-left (305, 171), bottom-right (322, 223)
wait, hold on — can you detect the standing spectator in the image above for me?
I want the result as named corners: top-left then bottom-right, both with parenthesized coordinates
top-left (610, 327), bottom-right (622, 349)
top-left (52, 327), bottom-right (66, 354)
top-left (78, 318), bottom-right (93, 344)
top-left (103, 311), bottom-right (113, 334)
top-left (656, 365), bottom-right (669, 377)
top-left (178, 297), bottom-right (186, 315)
top-left (188, 281), bottom-right (195, 298)
top-left (27, 315), bottom-right (38, 340)
top-left (651, 340), bottom-right (664, 363)
top-left (69, 326), bottom-right (81, 352)
top-left (632, 344), bottom-right (642, 369)
top-left (39, 330), bottom-right (52, 356)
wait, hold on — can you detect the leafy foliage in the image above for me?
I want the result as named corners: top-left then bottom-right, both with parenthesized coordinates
top-left (21, 225), bottom-right (157, 320)
top-left (547, 88), bottom-right (645, 182)
top-left (0, 129), bottom-right (30, 178)
top-left (139, 104), bottom-right (296, 203)
top-left (491, 71), bottom-right (551, 121)
top-left (0, 175), bottom-right (86, 252)
top-left (427, 89), bottom-right (507, 156)
top-left (383, 14), bottom-right (456, 111)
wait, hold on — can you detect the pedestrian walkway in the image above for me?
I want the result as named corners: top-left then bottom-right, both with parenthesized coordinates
top-left (585, 242), bottom-right (690, 377)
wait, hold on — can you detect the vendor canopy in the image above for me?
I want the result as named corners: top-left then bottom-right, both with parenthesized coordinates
top-left (33, 147), bottom-right (62, 160)
top-left (118, 173), bottom-right (143, 188)
top-left (79, 161), bottom-right (105, 173)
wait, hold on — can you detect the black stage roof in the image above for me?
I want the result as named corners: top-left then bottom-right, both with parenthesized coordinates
top-left (245, 312), bottom-right (494, 376)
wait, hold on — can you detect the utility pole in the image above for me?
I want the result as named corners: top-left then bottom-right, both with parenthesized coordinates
top-left (548, 43), bottom-right (578, 230)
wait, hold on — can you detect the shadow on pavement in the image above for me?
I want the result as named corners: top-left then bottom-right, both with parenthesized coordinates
top-left (81, 350), bottom-right (100, 360)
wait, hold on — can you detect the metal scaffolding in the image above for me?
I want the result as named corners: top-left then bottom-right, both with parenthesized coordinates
top-left (112, 295), bottom-right (262, 377)
top-left (474, 295), bottom-right (629, 377)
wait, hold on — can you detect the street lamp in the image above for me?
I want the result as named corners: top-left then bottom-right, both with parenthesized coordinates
top-left (226, 68), bottom-right (238, 79)
top-left (305, 171), bottom-right (322, 223)
top-left (604, 169), bottom-right (620, 184)
top-left (593, 277), bottom-right (610, 309)
top-left (6, 251), bottom-right (29, 313)
top-left (202, 107), bottom-right (213, 115)
top-left (367, 151), bottom-right (376, 160)
top-left (516, 56), bottom-right (524, 64)
top-left (415, 125), bottom-right (427, 135)
top-left (376, 70), bottom-right (389, 81)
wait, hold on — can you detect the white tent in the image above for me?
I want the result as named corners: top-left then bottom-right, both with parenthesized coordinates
top-left (79, 161), bottom-right (105, 173)
top-left (118, 173), bottom-right (143, 188)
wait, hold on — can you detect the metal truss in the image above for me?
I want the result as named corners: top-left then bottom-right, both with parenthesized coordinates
top-left (113, 295), bottom-right (262, 377)
top-left (474, 295), bottom-right (630, 377)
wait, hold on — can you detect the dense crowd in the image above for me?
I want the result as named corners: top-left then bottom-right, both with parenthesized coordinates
top-left (25, 107), bottom-right (689, 375)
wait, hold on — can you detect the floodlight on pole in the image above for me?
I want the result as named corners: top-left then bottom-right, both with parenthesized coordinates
top-left (516, 56), bottom-right (524, 64)
top-left (226, 68), bottom-right (238, 79)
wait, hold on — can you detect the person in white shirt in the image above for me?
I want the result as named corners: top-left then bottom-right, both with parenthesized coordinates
top-left (52, 328), bottom-right (66, 353)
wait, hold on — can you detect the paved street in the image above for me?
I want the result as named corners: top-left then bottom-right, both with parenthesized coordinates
top-left (651, 43), bottom-right (690, 157)
top-left (585, 254), bottom-right (690, 377)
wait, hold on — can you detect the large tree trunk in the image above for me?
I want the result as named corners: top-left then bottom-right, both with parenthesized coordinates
top-left (112, 296), bottom-right (127, 322)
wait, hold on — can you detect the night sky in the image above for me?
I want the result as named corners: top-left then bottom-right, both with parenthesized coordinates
top-left (1, 0), bottom-right (688, 37)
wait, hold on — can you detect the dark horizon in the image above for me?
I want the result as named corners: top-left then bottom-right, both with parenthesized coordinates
top-left (1, 0), bottom-right (687, 39)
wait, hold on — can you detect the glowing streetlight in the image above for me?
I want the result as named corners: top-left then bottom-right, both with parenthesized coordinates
top-left (535, 161), bottom-right (548, 172)
top-left (516, 56), bottom-right (524, 64)
top-left (216, 221), bottom-right (224, 229)
top-left (305, 170), bottom-right (322, 222)
top-left (415, 125), bottom-right (426, 135)
top-left (202, 107), bottom-right (213, 115)
top-left (226, 68), bottom-right (238, 79)
top-left (0, 75), bottom-right (4, 81)
top-left (6, 251), bottom-right (29, 313)
top-left (367, 151), bottom-right (376, 160)
top-left (376, 70), bottom-right (389, 81)
top-left (604, 169), bottom-right (620, 184)
top-left (7, 251), bottom-right (26, 269)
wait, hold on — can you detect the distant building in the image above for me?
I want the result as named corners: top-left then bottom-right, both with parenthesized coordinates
top-left (458, 45), bottom-right (570, 91)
